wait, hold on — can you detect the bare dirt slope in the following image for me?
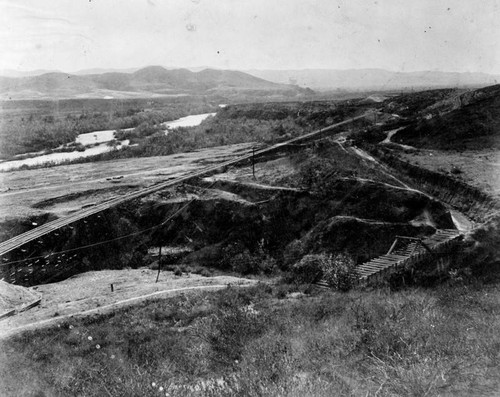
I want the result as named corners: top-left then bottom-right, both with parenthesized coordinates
top-left (0, 280), bottom-right (40, 313)
top-left (0, 269), bottom-right (256, 338)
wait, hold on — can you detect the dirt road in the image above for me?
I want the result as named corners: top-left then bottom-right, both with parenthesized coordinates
top-left (0, 269), bottom-right (257, 339)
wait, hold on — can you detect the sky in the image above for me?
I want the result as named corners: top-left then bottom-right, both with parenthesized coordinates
top-left (0, 0), bottom-right (499, 74)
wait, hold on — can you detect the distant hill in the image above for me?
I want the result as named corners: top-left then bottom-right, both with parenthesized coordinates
top-left (0, 69), bottom-right (62, 78)
top-left (73, 67), bottom-right (141, 75)
top-left (0, 66), bottom-right (307, 99)
top-left (391, 84), bottom-right (500, 150)
top-left (72, 66), bottom-right (213, 75)
top-left (245, 69), bottom-right (500, 91)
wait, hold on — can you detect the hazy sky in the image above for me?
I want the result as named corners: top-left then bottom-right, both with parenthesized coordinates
top-left (1, 0), bottom-right (499, 73)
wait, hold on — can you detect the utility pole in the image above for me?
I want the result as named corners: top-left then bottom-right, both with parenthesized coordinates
top-left (155, 245), bottom-right (162, 283)
top-left (252, 147), bottom-right (256, 179)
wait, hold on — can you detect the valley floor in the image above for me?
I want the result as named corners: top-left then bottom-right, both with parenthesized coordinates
top-left (0, 142), bottom-right (254, 223)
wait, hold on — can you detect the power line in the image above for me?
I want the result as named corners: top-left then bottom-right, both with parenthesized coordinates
top-left (0, 193), bottom-right (194, 268)
top-left (0, 178), bottom-right (221, 269)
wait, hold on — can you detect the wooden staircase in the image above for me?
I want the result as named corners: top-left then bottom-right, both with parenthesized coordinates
top-left (357, 229), bottom-right (462, 285)
top-left (317, 229), bottom-right (463, 289)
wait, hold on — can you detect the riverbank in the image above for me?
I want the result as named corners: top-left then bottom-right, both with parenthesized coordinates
top-left (0, 112), bottom-right (217, 172)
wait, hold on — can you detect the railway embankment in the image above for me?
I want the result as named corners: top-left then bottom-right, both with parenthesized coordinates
top-left (0, 167), bottom-right (455, 288)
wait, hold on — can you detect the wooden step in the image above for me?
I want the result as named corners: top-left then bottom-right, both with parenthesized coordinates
top-left (361, 261), bottom-right (388, 268)
top-left (358, 265), bottom-right (386, 272)
top-left (383, 254), bottom-right (408, 259)
top-left (376, 260), bottom-right (404, 266)
top-left (357, 266), bottom-right (382, 272)
top-left (315, 280), bottom-right (330, 289)
top-left (354, 229), bottom-right (463, 285)
top-left (371, 256), bottom-right (398, 261)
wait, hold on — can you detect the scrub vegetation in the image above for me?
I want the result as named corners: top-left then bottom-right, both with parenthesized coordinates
top-left (1, 278), bottom-right (500, 396)
top-left (1, 83), bottom-right (500, 397)
top-left (0, 97), bottom-right (217, 159)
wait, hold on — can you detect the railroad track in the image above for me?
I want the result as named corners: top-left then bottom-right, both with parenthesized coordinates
top-left (0, 112), bottom-right (371, 257)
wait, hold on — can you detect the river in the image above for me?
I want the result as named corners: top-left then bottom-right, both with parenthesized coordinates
top-left (0, 111), bottom-right (218, 172)
top-left (162, 112), bottom-right (216, 131)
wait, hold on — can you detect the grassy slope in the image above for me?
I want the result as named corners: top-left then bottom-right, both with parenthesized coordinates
top-left (1, 281), bottom-right (499, 397)
top-left (392, 86), bottom-right (500, 150)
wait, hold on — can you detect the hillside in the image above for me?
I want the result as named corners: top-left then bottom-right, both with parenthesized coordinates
top-left (246, 68), bottom-right (500, 91)
top-left (391, 84), bottom-right (500, 150)
top-left (1, 86), bottom-right (499, 396)
top-left (0, 66), bottom-right (307, 99)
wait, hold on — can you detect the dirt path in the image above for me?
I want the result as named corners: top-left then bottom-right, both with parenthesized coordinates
top-left (348, 146), bottom-right (413, 189)
top-left (381, 128), bottom-right (416, 150)
top-left (348, 145), bottom-right (478, 233)
top-left (0, 269), bottom-right (257, 339)
top-left (450, 210), bottom-right (475, 232)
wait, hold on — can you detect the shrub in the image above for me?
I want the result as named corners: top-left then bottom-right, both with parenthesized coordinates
top-left (231, 250), bottom-right (259, 274)
top-left (219, 242), bottom-right (246, 269)
top-left (292, 253), bottom-right (356, 290)
top-left (298, 155), bottom-right (338, 194)
top-left (173, 266), bottom-right (183, 276)
top-left (322, 253), bottom-right (356, 291)
top-left (292, 254), bottom-right (327, 284)
top-left (283, 239), bottom-right (307, 269)
top-left (258, 255), bottom-right (278, 274)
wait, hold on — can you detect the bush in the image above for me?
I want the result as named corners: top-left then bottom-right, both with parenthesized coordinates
top-left (298, 155), bottom-right (338, 194)
top-left (258, 255), bottom-right (278, 274)
top-left (219, 242), bottom-right (246, 269)
top-left (173, 266), bottom-right (183, 276)
top-left (292, 254), bottom-right (327, 284)
top-left (322, 253), bottom-right (356, 291)
top-left (283, 239), bottom-right (307, 269)
top-left (231, 250), bottom-right (259, 274)
top-left (292, 253), bottom-right (356, 290)
top-left (220, 243), bottom-right (277, 275)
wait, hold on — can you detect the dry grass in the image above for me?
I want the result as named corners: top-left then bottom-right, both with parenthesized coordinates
top-left (1, 278), bottom-right (500, 396)
top-left (401, 148), bottom-right (500, 197)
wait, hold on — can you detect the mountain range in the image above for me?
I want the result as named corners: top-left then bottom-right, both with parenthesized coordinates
top-left (1, 66), bottom-right (499, 100)
top-left (246, 69), bottom-right (500, 91)
top-left (0, 66), bottom-right (306, 100)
